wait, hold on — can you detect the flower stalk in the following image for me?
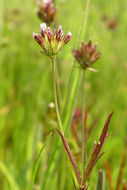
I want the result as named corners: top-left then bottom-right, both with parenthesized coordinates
top-left (52, 58), bottom-right (64, 134)
top-left (81, 71), bottom-right (86, 182)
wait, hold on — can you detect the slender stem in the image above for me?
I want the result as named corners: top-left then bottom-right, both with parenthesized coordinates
top-left (81, 0), bottom-right (90, 41)
top-left (52, 59), bottom-right (64, 134)
top-left (81, 71), bottom-right (86, 183)
top-left (62, 0), bottom-right (90, 133)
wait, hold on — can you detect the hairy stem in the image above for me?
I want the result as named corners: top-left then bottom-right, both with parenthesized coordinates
top-left (52, 59), bottom-right (64, 134)
top-left (81, 71), bottom-right (86, 182)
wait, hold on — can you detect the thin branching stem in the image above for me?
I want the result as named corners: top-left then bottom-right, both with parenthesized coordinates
top-left (52, 59), bottom-right (64, 134)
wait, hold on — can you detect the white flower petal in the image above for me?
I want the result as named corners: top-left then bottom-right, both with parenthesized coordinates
top-left (40, 23), bottom-right (47, 31)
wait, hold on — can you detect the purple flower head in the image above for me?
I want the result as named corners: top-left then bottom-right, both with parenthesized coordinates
top-left (37, 0), bottom-right (57, 25)
top-left (72, 40), bottom-right (101, 70)
top-left (33, 23), bottom-right (71, 59)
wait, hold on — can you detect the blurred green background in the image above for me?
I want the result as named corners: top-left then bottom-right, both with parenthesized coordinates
top-left (0, 0), bottom-right (127, 189)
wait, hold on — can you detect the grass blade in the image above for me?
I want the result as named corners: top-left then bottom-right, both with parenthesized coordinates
top-left (83, 113), bottom-right (113, 183)
top-left (29, 132), bottom-right (52, 190)
top-left (56, 129), bottom-right (82, 187)
top-left (0, 161), bottom-right (20, 190)
top-left (29, 145), bottom-right (44, 190)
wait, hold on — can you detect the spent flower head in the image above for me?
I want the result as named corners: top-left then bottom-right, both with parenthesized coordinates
top-left (33, 23), bottom-right (71, 59)
top-left (37, 0), bottom-right (57, 25)
top-left (72, 40), bottom-right (101, 70)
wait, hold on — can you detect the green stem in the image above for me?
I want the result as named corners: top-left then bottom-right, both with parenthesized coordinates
top-left (81, 71), bottom-right (86, 182)
top-left (80, 0), bottom-right (90, 41)
top-left (52, 59), bottom-right (64, 134)
top-left (62, 0), bottom-right (90, 133)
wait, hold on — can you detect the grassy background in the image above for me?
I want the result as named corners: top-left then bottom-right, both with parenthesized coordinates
top-left (0, 0), bottom-right (127, 189)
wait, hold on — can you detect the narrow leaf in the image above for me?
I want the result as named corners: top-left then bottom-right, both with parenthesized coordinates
top-left (0, 161), bottom-right (20, 190)
top-left (29, 145), bottom-right (44, 190)
top-left (97, 152), bottom-right (107, 162)
top-left (56, 129), bottom-right (82, 186)
top-left (83, 113), bottom-right (113, 183)
top-left (29, 132), bottom-right (52, 190)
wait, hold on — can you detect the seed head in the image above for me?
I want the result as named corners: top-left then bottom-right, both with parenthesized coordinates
top-left (33, 23), bottom-right (71, 59)
top-left (72, 40), bottom-right (101, 70)
top-left (37, 0), bottom-right (57, 25)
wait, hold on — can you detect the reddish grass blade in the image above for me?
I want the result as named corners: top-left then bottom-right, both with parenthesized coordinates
top-left (116, 151), bottom-right (126, 190)
top-left (83, 112), bottom-right (113, 183)
top-left (56, 129), bottom-right (82, 186)
top-left (105, 160), bottom-right (114, 190)
top-left (96, 151), bottom-right (106, 162)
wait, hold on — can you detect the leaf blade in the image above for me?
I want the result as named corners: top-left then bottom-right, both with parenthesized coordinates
top-left (56, 129), bottom-right (82, 186)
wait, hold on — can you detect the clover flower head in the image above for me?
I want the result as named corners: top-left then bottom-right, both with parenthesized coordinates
top-left (37, 0), bottom-right (57, 25)
top-left (33, 23), bottom-right (71, 59)
top-left (72, 40), bottom-right (101, 70)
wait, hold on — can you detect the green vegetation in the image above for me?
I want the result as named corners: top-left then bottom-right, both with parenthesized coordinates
top-left (0, 0), bottom-right (127, 189)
